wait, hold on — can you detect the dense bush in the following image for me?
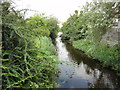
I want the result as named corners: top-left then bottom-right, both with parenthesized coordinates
top-left (2, 1), bottom-right (59, 89)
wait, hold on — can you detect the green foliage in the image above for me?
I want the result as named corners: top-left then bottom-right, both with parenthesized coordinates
top-left (44, 16), bottom-right (59, 39)
top-left (2, 1), bottom-right (59, 89)
top-left (26, 14), bottom-right (59, 38)
top-left (26, 15), bottom-right (50, 37)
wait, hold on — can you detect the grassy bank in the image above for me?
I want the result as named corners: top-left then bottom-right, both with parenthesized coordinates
top-left (73, 40), bottom-right (120, 72)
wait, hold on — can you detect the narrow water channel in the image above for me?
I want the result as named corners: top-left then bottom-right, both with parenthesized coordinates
top-left (56, 32), bottom-right (120, 88)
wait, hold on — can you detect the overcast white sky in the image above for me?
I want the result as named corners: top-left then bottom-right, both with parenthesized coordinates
top-left (14, 0), bottom-right (92, 22)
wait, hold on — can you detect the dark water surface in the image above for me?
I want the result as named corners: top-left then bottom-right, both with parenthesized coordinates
top-left (55, 32), bottom-right (120, 88)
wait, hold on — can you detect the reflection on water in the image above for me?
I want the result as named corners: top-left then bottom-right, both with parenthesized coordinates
top-left (56, 32), bottom-right (120, 88)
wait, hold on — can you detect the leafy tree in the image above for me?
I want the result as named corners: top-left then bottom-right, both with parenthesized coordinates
top-left (62, 1), bottom-right (116, 43)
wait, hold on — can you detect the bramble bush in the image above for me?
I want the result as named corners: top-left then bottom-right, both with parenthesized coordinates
top-left (2, 1), bottom-right (59, 89)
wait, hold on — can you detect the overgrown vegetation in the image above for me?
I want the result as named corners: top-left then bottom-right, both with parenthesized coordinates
top-left (61, 1), bottom-right (120, 72)
top-left (1, 1), bottom-right (59, 89)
